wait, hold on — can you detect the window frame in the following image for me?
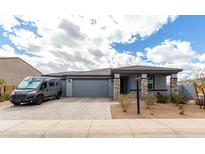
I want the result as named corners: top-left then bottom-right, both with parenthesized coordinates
top-left (147, 75), bottom-right (154, 90)
top-left (49, 82), bottom-right (55, 87)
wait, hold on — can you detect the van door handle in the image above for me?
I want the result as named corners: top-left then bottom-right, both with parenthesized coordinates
top-left (46, 89), bottom-right (48, 91)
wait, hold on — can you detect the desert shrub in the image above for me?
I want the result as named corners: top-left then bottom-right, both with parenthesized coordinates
top-left (0, 95), bottom-right (5, 102)
top-left (142, 94), bottom-right (156, 109)
top-left (0, 94), bottom-right (10, 102)
top-left (156, 92), bottom-right (169, 104)
top-left (3, 94), bottom-right (10, 100)
top-left (171, 94), bottom-right (188, 105)
top-left (117, 94), bottom-right (135, 112)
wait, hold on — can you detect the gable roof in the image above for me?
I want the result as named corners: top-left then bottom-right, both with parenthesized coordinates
top-left (44, 65), bottom-right (182, 77)
top-left (0, 57), bottom-right (42, 74)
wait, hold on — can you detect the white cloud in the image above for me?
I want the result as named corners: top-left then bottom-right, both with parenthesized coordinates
top-left (0, 15), bottom-right (20, 32)
top-left (136, 51), bottom-right (144, 57)
top-left (9, 29), bottom-right (43, 52)
top-left (0, 45), bottom-right (16, 56)
top-left (0, 15), bottom-right (177, 73)
top-left (198, 53), bottom-right (205, 62)
top-left (146, 39), bottom-right (198, 63)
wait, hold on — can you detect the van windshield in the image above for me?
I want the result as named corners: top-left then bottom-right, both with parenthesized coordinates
top-left (17, 78), bottom-right (42, 90)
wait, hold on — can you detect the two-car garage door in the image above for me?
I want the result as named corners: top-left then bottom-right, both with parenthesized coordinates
top-left (73, 79), bottom-right (109, 97)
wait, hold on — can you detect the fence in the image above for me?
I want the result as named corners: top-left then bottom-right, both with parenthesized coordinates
top-left (0, 85), bottom-right (15, 95)
top-left (178, 83), bottom-right (196, 100)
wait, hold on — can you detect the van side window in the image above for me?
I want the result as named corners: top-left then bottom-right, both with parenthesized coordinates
top-left (40, 82), bottom-right (47, 90)
top-left (49, 82), bottom-right (55, 87)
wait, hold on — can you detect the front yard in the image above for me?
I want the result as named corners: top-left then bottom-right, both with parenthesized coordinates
top-left (0, 100), bottom-right (10, 107)
top-left (111, 101), bottom-right (205, 119)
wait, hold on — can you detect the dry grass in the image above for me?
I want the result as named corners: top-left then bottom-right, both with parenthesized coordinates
top-left (111, 101), bottom-right (205, 119)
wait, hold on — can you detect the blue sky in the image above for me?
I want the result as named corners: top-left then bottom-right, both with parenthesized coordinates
top-left (0, 15), bottom-right (205, 79)
top-left (112, 15), bottom-right (205, 55)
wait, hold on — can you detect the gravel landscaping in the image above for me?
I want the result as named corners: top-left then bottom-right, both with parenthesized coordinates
top-left (111, 101), bottom-right (205, 119)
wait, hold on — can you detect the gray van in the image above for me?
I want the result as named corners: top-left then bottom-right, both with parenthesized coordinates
top-left (10, 76), bottom-right (62, 105)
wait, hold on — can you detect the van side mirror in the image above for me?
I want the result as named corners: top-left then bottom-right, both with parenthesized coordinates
top-left (40, 84), bottom-right (45, 90)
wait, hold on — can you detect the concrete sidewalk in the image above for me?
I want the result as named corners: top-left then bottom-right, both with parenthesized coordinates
top-left (1, 119), bottom-right (205, 138)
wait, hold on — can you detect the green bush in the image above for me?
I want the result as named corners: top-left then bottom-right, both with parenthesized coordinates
top-left (171, 94), bottom-right (187, 105)
top-left (117, 94), bottom-right (135, 112)
top-left (156, 92), bottom-right (169, 103)
top-left (142, 94), bottom-right (156, 109)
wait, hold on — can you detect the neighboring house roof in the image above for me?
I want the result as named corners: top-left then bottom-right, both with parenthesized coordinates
top-left (44, 65), bottom-right (182, 77)
top-left (0, 57), bottom-right (42, 74)
top-left (0, 57), bottom-right (42, 85)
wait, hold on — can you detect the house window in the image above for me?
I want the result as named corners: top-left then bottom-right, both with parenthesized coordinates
top-left (147, 75), bottom-right (154, 90)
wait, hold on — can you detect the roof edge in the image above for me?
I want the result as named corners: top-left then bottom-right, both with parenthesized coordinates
top-left (0, 57), bottom-right (42, 74)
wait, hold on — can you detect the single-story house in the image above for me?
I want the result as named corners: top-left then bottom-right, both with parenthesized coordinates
top-left (0, 57), bottom-right (42, 85)
top-left (43, 65), bottom-right (182, 99)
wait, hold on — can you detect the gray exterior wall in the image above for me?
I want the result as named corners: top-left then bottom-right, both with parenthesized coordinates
top-left (61, 79), bottom-right (66, 97)
top-left (108, 79), bottom-right (113, 97)
top-left (126, 74), bottom-right (168, 95)
top-left (66, 78), bottom-right (73, 97)
top-left (127, 75), bottom-right (136, 91)
top-left (152, 75), bottom-right (168, 95)
top-left (154, 75), bottom-right (167, 89)
top-left (58, 74), bottom-right (170, 98)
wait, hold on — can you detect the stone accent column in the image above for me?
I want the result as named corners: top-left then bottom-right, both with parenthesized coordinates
top-left (170, 74), bottom-right (178, 95)
top-left (141, 74), bottom-right (148, 98)
top-left (114, 74), bottom-right (120, 100)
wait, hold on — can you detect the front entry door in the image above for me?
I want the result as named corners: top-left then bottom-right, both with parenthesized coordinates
top-left (120, 77), bottom-right (128, 94)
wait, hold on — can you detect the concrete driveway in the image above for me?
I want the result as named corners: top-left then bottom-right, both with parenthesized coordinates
top-left (0, 98), bottom-right (112, 120)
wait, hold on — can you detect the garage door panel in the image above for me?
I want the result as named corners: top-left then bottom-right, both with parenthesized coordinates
top-left (73, 79), bottom-right (108, 97)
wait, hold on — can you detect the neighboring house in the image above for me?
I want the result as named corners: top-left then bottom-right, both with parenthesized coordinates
top-left (43, 65), bottom-right (182, 99)
top-left (0, 57), bottom-right (42, 85)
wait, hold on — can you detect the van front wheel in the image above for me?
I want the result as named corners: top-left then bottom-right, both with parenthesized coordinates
top-left (12, 102), bottom-right (20, 106)
top-left (35, 95), bottom-right (44, 105)
top-left (56, 92), bottom-right (62, 99)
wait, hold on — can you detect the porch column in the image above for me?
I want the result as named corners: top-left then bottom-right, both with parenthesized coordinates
top-left (170, 74), bottom-right (178, 95)
top-left (141, 74), bottom-right (148, 98)
top-left (114, 74), bottom-right (120, 100)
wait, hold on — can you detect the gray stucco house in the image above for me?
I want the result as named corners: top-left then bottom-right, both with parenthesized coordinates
top-left (43, 65), bottom-right (182, 99)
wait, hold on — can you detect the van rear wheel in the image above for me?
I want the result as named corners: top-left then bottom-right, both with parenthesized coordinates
top-left (35, 95), bottom-right (44, 105)
top-left (56, 92), bottom-right (62, 99)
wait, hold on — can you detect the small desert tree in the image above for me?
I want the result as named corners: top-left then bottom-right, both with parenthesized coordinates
top-left (190, 70), bottom-right (205, 109)
top-left (194, 77), bottom-right (205, 109)
top-left (0, 79), bottom-right (6, 95)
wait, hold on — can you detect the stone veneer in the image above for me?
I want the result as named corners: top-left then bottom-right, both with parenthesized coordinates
top-left (141, 74), bottom-right (148, 98)
top-left (170, 74), bottom-right (178, 94)
top-left (114, 74), bottom-right (120, 100)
